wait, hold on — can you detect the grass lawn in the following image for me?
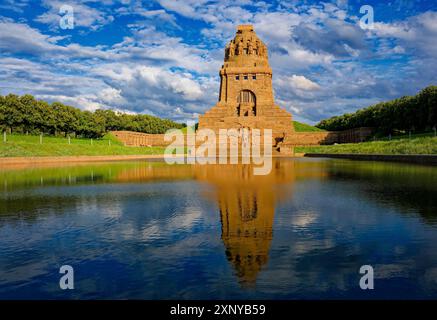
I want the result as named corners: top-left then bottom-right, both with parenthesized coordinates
top-left (296, 136), bottom-right (437, 155)
top-left (0, 133), bottom-right (165, 157)
top-left (293, 121), bottom-right (325, 132)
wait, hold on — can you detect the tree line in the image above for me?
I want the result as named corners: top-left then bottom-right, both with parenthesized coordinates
top-left (0, 94), bottom-right (185, 138)
top-left (316, 86), bottom-right (437, 134)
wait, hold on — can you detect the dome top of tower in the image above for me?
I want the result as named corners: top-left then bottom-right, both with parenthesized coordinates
top-left (224, 25), bottom-right (269, 67)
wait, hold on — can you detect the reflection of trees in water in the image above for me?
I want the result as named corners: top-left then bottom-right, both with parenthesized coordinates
top-left (327, 162), bottom-right (437, 224)
top-left (0, 195), bottom-right (82, 223)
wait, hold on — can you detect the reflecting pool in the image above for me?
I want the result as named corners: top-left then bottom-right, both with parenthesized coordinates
top-left (1, 158), bottom-right (437, 299)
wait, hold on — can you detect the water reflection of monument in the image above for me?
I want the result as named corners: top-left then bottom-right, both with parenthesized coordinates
top-left (195, 161), bottom-right (296, 285)
top-left (219, 176), bottom-right (276, 286)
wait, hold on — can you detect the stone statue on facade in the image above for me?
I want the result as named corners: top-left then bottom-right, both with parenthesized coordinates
top-left (237, 41), bottom-right (243, 55)
top-left (247, 40), bottom-right (254, 55)
top-left (228, 41), bottom-right (235, 57)
top-left (258, 45), bottom-right (264, 57)
top-left (255, 40), bottom-right (260, 55)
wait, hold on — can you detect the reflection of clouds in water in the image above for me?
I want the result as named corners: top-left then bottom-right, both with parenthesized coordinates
top-left (170, 207), bottom-right (203, 230)
top-left (374, 262), bottom-right (414, 279)
top-left (394, 245), bottom-right (406, 255)
top-left (141, 207), bottom-right (203, 241)
top-left (73, 196), bottom-right (123, 220)
top-left (102, 203), bottom-right (205, 243)
top-left (258, 261), bottom-right (350, 294)
top-left (290, 210), bottom-right (318, 228)
top-left (74, 197), bottom-right (98, 217)
top-left (424, 268), bottom-right (437, 287)
top-left (98, 201), bottom-right (123, 220)
top-left (291, 238), bottom-right (336, 256)
top-left (0, 260), bottom-right (49, 285)
top-left (118, 221), bottom-right (137, 239)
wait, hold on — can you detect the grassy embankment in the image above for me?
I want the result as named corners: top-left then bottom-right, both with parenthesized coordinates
top-left (1, 124), bottom-right (436, 157)
top-left (293, 121), bottom-right (325, 132)
top-left (293, 121), bottom-right (437, 155)
top-left (0, 133), bottom-right (165, 157)
top-left (296, 133), bottom-right (437, 155)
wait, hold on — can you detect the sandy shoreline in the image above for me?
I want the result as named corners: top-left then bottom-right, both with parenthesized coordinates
top-left (0, 153), bottom-right (306, 168)
top-left (0, 154), bottom-right (172, 168)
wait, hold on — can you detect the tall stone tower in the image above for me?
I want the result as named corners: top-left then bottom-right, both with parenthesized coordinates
top-left (198, 24), bottom-right (294, 150)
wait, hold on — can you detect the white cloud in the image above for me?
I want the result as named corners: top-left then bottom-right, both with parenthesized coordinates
top-left (0, 0), bottom-right (30, 13)
top-left (99, 87), bottom-right (124, 105)
top-left (116, 5), bottom-right (180, 29)
top-left (0, 20), bottom-right (62, 54)
top-left (373, 11), bottom-right (437, 57)
top-left (156, 0), bottom-right (209, 19)
top-left (288, 75), bottom-right (321, 91)
top-left (37, 94), bottom-right (105, 111)
top-left (136, 66), bottom-right (203, 100)
top-left (0, 20), bottom-right (115, 59)
top-left (35, 0), bottom-right (114, 31)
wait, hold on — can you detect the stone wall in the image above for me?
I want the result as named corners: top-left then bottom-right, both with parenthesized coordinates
top-left (284, 127), bottom-right (373, 146)
top-left (111, 127), bottom-right (373, 148)
top-left (111, 131), bottom-right (168, 147)
top-left (335, 127), bottom-right (373, 143)
top-left (284, 132), bottom-right (338, 145)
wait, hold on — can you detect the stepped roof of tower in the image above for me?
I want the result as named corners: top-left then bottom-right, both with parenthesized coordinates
top-left (224, 25), bottom-right (270, 68)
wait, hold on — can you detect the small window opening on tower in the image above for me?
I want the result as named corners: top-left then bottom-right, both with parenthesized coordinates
top-left (252, 75), bottom-right (256, 80)
top-left (244, 75), bottom-right (248, 80)
top-left (236, 75), bottom-right (240, 80)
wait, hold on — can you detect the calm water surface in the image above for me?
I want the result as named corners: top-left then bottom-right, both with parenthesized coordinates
top-left (1, 158), bottom-right (437, 299)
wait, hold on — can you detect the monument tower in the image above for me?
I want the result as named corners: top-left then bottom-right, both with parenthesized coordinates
top-left (198, 24), bottom-right (294, 152)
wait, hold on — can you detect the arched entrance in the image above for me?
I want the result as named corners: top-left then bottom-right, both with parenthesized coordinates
top-left (236, 90), bottom-right (256, 116)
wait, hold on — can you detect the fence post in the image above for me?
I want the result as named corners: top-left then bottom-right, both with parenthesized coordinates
top-left (40, 133), bottom-right (43, 144)
top-left (109, 140), bottom-right (111, 146)
top-left (68, 135), bottom-right (71, 145)
top-left (3, 131), bottom-right (6, 143)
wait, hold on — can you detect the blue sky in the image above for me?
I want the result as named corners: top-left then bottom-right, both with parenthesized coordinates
top-left (0, 0), bottom-right (436, 124)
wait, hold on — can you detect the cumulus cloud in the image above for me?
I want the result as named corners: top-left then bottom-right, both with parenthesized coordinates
top-left (0, 0), bottom-right (30, 13)
top-left (289, 75), bottom-right (321, 91)
top-left (0, 20), bottom-right (62, 55)
top-left (116, 5), bottom-right (180, 29)
top-left (35, 0), bottom-right (114, 31)
top-left (0, 20), bottom-right (114, 59)
top-left (373, 11), bottom-right (437, 58)
top-left (293, 19), bottom-right (368, 58)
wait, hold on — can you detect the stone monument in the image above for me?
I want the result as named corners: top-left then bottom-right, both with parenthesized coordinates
top-left (198, 24), bottom-right (295, 153)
